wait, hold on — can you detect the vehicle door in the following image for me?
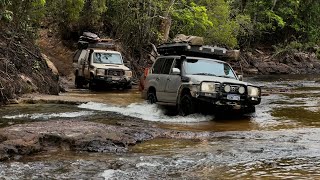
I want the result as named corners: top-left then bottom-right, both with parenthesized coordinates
top-left (77, 50), bottom-right (88, 77)
top-left (164, 58), bottom-right (182, 103)
top-left (157, 58), bottom-right (175, 102)
top-left (146, 58), bottom-right (166, 99)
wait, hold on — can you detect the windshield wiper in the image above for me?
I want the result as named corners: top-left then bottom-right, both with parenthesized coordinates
top-left (193, 73), bottom-right (217, 76)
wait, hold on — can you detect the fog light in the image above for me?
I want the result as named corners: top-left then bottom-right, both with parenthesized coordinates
top-left (224, 85), bottom-right (231, 92)
top-left (239, 86), bottom-right (245, 94)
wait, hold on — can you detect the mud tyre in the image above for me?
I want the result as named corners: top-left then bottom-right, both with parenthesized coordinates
top-left (124, 82), bottom-right (132, 90)
top-left (89, 75), bottom-right (97, 91)
top-left (147, 91), bottom-right (157, 104)
top-left (178, 93), bottom-right (195, 116)
top-left (75, 76), bottom-right (84, 89)
top-left (244, 105), bottom-right (256, 114)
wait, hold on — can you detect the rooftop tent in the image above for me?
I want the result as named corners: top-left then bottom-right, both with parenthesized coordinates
top-left (77, 32), bottom-right (116, 50)
top-left (157, 42), bottom-right (239, 61)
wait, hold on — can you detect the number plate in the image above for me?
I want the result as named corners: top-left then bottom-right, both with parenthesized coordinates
top-left (112, 76), bottom-right (120, 80)
top-left (227, 94), bottom-right (240, 101)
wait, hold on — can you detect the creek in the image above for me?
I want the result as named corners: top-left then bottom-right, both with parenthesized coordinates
top-left (1, 75), bottom-right (320, 179)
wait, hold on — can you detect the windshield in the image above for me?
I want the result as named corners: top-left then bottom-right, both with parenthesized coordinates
top-left (183, 58), bottom-right (236, 79)
top-left (93, 52), bottom-right (122, 64)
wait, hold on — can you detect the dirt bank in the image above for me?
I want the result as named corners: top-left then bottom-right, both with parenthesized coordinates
top-left (0, 120), bottom-right (212, 161)
top-left (0, 31), bottom-right (60, 105)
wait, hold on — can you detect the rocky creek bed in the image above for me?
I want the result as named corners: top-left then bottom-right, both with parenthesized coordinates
top-left (2, 75), bottom-right (320, 179)
top-left (0, 118), bottom-right (215, 161)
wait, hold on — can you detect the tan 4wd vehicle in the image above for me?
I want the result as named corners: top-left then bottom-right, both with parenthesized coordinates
top-left (73, 33), bottom-right (132, 90)
top-left (142, 43), bottom-right (261, 116)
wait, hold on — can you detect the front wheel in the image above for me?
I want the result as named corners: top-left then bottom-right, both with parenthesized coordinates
top-left (178, 94), bottom-right (195, 116)
top-left (124, 82), bottom-right (132, 89)
top-left (244, 105), bottom-right (256, 114)
top-left (89, 75), bottom-right (97, 90)
top-left (147, 91), bottom-right (157, 104)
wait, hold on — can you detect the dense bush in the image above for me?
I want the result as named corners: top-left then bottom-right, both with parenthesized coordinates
top-left (1, 0), bottom-right (320, 53)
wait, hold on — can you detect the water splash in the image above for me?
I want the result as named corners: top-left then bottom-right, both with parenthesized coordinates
top-left (78, 102), bottom-right (213, 123)
top-left (2, 111), bottom-right (94, 120)
top-left (100, 169), bottom-right (123, 180)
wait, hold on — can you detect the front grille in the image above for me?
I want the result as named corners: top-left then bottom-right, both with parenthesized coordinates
top-left (222, 84), bottom-right (244, 94)
top-left (106, 69), bottom-right (124, 76)
top-left (214, 83), bottom-right (221, 92)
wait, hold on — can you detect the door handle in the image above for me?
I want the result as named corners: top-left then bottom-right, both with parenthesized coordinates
top-left (167, 78), bottom-right (171, 81)
top-left (156, 77), bottom-right (160, 81)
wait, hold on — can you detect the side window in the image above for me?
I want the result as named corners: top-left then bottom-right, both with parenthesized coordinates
top-left (153, 58), bottom-right (165, 74)
top-left (173, 58), bottom-right (182, 69)
top-left (161, 58), bottom-right (174, 74)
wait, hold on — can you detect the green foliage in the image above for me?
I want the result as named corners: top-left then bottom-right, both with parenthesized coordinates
top-left (287, 41), bottom-right (303, 51)
top-left (2, 0), bottom-right (320, 55)
top-left (46, 0), bottom-right (85, 24)
top-left (169, 0), bottom-right (241, 48)
top-left (0, 0), bottom-right (13, 22)
top-left (200, 0), bottom-right (240, 48)
top-left (105, 0), bottom-right (161, 51)
top-left (229, 0), bottom-right (320, 46)
top-left (0, 10), bottom-right (13, 22)
top-left (171, 2), bottom-right (213, 36)
top-left (79, 0), bottom-right (106, 29)
top-left (1, 0), bottom-right (47, 35)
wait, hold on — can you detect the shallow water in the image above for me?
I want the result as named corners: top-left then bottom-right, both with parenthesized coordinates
top-left (1, 75), bottom-right (320, 179)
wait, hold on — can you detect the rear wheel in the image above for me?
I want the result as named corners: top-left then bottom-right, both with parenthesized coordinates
top-left (75, 76), bottom-right (84, 88)
top-left (178, 93), bottom-right (195, 116)
top-left (147, 90), bottom-right (157, 104)
top-left (89, 75), bottom-right (97, 90)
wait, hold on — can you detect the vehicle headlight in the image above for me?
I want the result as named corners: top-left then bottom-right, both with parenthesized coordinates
top-left (248, 86), bottom-right (260, 97)
top-left (96, 69), bottom-right (105, 76)
top-left (125, 70), bottom-right (132, 77)
top-left (224, 85), bottom-right (231, 93)
top-left (201, 82), bottom-right (215, 93)
top-left (238, 86), bottom-right (245, 94)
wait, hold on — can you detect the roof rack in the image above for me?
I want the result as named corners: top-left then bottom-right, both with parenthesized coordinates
top-left (157, 42), bottom-right (239, 60)
top-left (77, 32), bottom-right (116, 50)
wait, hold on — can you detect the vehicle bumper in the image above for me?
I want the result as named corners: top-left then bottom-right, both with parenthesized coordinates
top-left (194, 92), bottom-right (261, 110)
top-left (93, 76), bottom-right (132, 86)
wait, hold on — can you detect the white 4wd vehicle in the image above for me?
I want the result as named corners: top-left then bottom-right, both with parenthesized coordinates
top-left (142, 43), bottom-right (261, 116)
top-left (73, 48), bottom-right (132, 90)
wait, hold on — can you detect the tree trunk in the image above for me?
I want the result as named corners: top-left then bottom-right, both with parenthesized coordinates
top-left (160, 17), bottom-right (172, 43)
top-left (159, 0), bottom-right (175, 43)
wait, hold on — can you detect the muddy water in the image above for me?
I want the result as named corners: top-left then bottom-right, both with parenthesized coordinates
top-left (1, 75), bottom-right (320, 179)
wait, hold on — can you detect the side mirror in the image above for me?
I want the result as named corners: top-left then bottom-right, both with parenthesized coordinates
top-left (238, 75), bottom-right (243, 81)
top-left (172, 68), bottom-right (181, 75)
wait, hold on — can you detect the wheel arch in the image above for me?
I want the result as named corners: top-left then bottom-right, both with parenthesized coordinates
top-left (177, 86), bottom-right (191, 105)
top-left (147, 86), bottom-right (157, 95)
top-left (90, 72), bottom-right (95, 78)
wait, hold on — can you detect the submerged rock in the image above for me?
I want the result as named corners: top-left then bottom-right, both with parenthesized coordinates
top-left (0, 120), bottom-right (213, 161)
